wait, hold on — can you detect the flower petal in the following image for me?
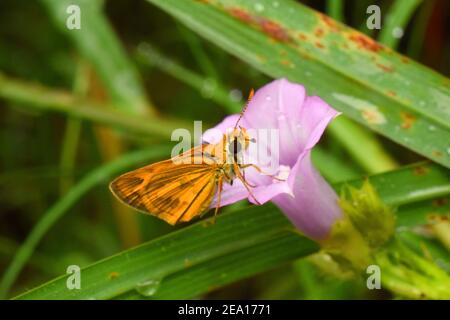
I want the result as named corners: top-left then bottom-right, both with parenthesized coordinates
top-left (210, 179), bottom-right (248, 208)
top-left (273, 152), bottom-right (342, 240)
top-left (204, 78), bottom-right (342, 240)
top-left (297, 95), bottom-right (341, 151)
top-left (243, 78), bottom-right (306, 167)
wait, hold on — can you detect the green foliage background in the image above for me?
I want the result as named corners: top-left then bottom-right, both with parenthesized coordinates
top-left (0, 0), bottom-right (449, 299)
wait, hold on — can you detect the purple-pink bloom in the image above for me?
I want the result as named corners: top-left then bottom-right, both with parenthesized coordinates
top-left (203, 78), bottom-right (342, 240)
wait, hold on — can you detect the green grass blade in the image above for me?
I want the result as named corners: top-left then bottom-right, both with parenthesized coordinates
top-left (137, 43), bottom-right (240, 113)
top-left (326, 0), bottom-right (345, 22)
top-left (396, 197), bottom-right (450, 228)
top-left (40, 0), bottom-right (154, 115)
top-left (0, 73), bottom-right (189, 138)
top-left (0, 146), bottom-right (171, 298)
top-left (59, 60), bottom-right (88, 193)
top-left (340, 162), bottom-right (450, 206)
top-left (328, 116), bottom-right (398, 173)
top-left (145, 0), bottom-right (450, 168)
top-left (15, 162), bottom-right (450, 299)
top-left (311, 147), bottom-right (360, 183)
top-left (378, 0), bottom-right (423, 49)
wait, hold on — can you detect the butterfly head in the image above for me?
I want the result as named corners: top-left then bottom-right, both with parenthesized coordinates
top-left (226, 127), bottom-right (256, 159)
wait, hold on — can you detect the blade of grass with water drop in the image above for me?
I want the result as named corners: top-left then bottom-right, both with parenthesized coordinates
top-left (16, 204), bottom-right (318, 299)
top-left (116, 232), bottom-right (315, 299)
top-left (144, 0), bottom-right (450, 168)
top-left (15, 162), bottom-right (450, 299)
top-left (378, 0), bottom-right (423, 49)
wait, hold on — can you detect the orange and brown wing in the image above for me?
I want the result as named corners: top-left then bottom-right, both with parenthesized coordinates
top-left (109, 149), bottom-right (218, 224)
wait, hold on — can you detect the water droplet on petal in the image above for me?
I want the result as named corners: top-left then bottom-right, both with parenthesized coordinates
top-left (278, 114), bottom-right (286, 121)
top-left (265, 95), bottom-right (272, 101)
top-left (135, 278), bottom-right (162, 297)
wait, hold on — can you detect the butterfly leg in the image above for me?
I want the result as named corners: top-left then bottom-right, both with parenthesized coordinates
top-left (241, 167), bottom-right (258, 187)
top-left (233, 162), bottom-right (261, 205)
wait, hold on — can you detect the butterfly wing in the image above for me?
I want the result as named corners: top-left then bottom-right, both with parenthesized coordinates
top-left (110, 146), bottom-right (219, 225)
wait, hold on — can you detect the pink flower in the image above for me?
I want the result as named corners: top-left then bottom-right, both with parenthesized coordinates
top-left (203, 78), bottom-right (342, 240)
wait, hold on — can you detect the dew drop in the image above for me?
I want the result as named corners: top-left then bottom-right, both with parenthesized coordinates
top-left (229, 88), bottom-right (242, 102)
top-left (135, 278), bottom-right (162, 297)
top-left (265, 95), bottom-right (272, 101)
top-left (278, 114), bottom-right (286, 121)
top-left (392, 27), bottom-right (404, 39)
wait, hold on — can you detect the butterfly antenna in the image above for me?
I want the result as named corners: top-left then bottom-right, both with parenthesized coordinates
top-left (234, 88), bottom-right (254, 129)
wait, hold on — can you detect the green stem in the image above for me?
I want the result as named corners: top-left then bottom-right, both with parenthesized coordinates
top-left (59, 119), bottom-right (82, 193)
top-left (136, 43), bottom-right (240, 113)
top-left (0, 146), bottom-right (171, 298)
top-left (328, 116), bottom-right (398, 173)
top-left (325, 0), bottom-right (345, 22)
top-left (311, 147), bottom-right (360, 183)
top-left (0, 73), bottom-right (189, 138)
top-left (59, 61), bottom-right (89, 193)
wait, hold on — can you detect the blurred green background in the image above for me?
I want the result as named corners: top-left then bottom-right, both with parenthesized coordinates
top-left (0, 0), bottom-right (449, 299)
